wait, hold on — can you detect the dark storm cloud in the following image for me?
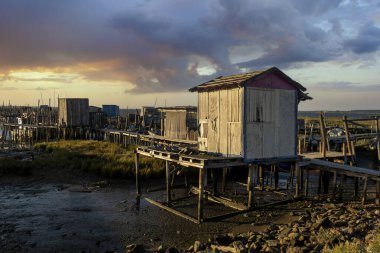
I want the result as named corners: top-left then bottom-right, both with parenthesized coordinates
top-left (0, 0), bottom-right (379, 93)
top-left (345, 22), bottom-right (380, 54)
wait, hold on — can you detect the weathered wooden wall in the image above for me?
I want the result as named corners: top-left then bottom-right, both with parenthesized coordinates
top-left (245, 88), bottom-right (296, 161)
top-left (198, 87), bottom-right (243, 156)
top-left (163, 111), bottom-right (187, 140)
top-left (58, 98), bottom-right (89, 127)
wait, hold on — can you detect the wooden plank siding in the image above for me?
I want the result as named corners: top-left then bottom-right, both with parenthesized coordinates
top-left (197, 88), bottom-right (243, 156)
top-left (245, 88), bottom-right (297, 161)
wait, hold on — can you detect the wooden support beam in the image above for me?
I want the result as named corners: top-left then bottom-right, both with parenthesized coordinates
top-left (304, 169), bottom-right (309, 197)
top-left (332, 171), bottom-right (337, 198)
top-left (274, 165), bottom-right (279, 190)
top-left (376, 182), bottom-right (380, 205)
top-left (144, 197), bottom-right (199, 224)
top-left (166, 161), bottom-right (171, 205)
top-left (376, 117), bottom-right (380, 162)
top-left (259, 165), bottom-right (264, 191)
top-left (343, 115), bottom-right (355, 164)
top-left (362, 177), bottom-right (368, 205)
top-left (247, 164), bottom-right (255, 209)
top-left (317, 169), bottom-right (322, 194)
top-left (295, 162), bottom-right (301, 198)
top-left (212, 168), bottom-right (218, 196)
top-left (222, 168), bottom-right (227, 192)
top-left (354, 178), bottom-right (359, 198)
top-left (135, 153), bottom-right (141, 199)
top-left (319, 112), bottom-right (328, 157)
top-left (323, 171), bottom-right (330, 194)
top-left (198, 167), bottom-right (205, 223)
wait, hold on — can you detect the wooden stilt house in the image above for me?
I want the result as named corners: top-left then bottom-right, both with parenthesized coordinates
top-left (189, 67), bottom-right (311, 162)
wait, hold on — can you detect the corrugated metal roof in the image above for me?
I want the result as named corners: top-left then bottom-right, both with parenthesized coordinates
top-left (189, 66), bottom-right (307, 92)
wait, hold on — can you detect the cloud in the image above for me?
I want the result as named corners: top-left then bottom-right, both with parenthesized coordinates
top-left (345, 22), bottom-right (380, 54)
top-left (311, 81), bottom-right (380, 91)
top-left (0, 0), bottom-right (379, 94)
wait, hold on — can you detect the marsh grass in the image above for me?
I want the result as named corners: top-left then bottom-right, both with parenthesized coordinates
top-left (1, 140), bottom-right (164, 178)
top-left (323, 232), bottom-right (380, 253)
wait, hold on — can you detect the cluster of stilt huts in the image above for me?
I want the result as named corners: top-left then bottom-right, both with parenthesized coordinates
top-left (1, 67), bottom-right (380, 223)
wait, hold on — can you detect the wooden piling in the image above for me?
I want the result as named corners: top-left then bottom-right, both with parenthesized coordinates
top-left (332, 171), bottom-right (337, 198)
top-left (354, 178), bottom-right (359, 198)
top-left (212, 168), bottom-right (218, 196)
top-left (343, 115), bottom-right (355, 164)
top-left (259, 165), bottom-right (264, 191)
top-left (376, 117), bottom-right (379, 162)
top-left (274, 165), bottom-right (279, 190)
top-left (247, 164), bottom-right (255, 209)
top-left (166, 161), bottom-right (171, 205)
top-left (376, 182), bottom-right (380, 205)
top-left (304, 169), bottom-right (309, 197)
top-left (362, 177), bottom-right (368, 205)
top-left (222, 168), bottom-right (227, 192)
top-left (295, 162), bottom-right (301, 198)
top-left (319, 112), bottom-right (328, 158)
top-left (135, 153), bottom-right (141, 198)
top-left (198, 167), bottom-right (205, 223)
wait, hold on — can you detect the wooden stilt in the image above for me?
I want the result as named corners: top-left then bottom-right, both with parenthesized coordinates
top-left (259, 165), bottom-right (264, 191)
top-left (317, 170), bottom-right (322, 194)
top-left (247, 164), bottom-right (255, 209)
top-left (166, 161), bottom-right (171, 205)
top-left (354, 178), bottom-right (359, 198)
top-left (304, 169), bottom-right (309, 197)
top-left (135, 153), bottom-right (141, 199)
top-left (376, 182), bottom-right (380, 205)
top-left (212, 168), bottom-right (218, 196)
top-left (198, 167), bottom-right (205, 223)
top-left (221, 168), bottom-right (227, 192)
top-left (295, 162), bottom-right (301, 198)
top-left (332, 171), bottom-right (337, 198)
top-left (323, 171), bottom-right (330, 194)
top-left (274, 165), bottom-right (279, 190)
top-left (362, 177), bottom-right (368, 205)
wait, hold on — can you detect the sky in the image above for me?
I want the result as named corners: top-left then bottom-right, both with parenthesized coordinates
top-left (0, 0), bottom-right (380, 110)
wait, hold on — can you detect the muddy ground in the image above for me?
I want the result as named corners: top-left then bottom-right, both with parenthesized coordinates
top-left (1, 168), bottom-right (312, 253)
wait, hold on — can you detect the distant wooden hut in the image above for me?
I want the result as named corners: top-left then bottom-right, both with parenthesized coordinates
top-left (158, 106), bottom-right (198, 140)
top-left (189, 67), bottom-right (311, 162)
top-left (58, 98), bottom-right (89, 127)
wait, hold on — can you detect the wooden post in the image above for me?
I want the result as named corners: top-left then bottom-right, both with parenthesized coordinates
top-left (323, 171), bottom-right (330, 194)
top-left (317, 169), bottom-right (322, 194)
top-left (354, 178), bottom-right (359, 198)
top-left (332, 171), bottom-right (337, 198)
top-left (342, 142), bottom-right (347, 164)
top-left (247, 164), bottom-right (255, 209)
top-left (295, 162), bottom-right (301, 198)
top-left (304, 169), bottom-right (309, 197)
top-left (198, 167), bottom-right (205, 223)
top-left (377, 118), bottom-right (380, 162)
top-left (274, 165), bottom-right (279, 190)
top-left (343, 115), bottom-right (355, 164)
top-left (212, 168), bottom-right (218, 196)
top-left (319, 112), bottom-right (328, 158)
top-left (166, 161), bottom-right (171, 205)
top-left (376, 182), bottom-right (380, 205)
top-left (135, 153), bottom-right (141, 199)
top-left (259, 165), bottom-right (264, 191)
top-left (350, 140), bottom-right (356, 165)
top-left (362, 177), bottom-right (368, 205)
top-left (222, 168), bottom-right (227, 193)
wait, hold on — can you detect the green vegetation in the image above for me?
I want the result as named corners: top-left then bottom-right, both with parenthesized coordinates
top-left (1, 140), bottom-right (164, 178)
top-left (323, 232), bottom-right (380, 253)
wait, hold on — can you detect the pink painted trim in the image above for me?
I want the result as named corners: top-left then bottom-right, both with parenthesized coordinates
top-left (245, 73), bottom-right (297, 90)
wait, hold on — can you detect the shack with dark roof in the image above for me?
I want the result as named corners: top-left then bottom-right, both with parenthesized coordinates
top-left (189, 67), bottom-right (311, 162)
